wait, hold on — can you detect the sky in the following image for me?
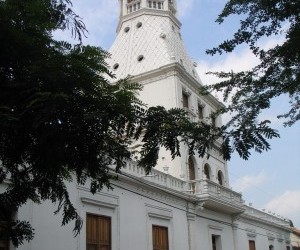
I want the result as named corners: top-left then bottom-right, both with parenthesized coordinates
top-left (55, 0), bottom-right (300, 227)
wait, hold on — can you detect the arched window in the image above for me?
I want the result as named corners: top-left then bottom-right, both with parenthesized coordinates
top-left (188, 156), bottom-right (195, 181)
top-left (269, 245), bottom-right (274, 250)
top-left (204, 164), bottom-right (210, 180)
top-left (188, 156), bottom-right (196, 194)
top-left (217, 170), bottom-right (224, 186)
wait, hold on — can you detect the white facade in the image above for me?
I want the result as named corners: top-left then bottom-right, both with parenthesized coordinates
top-left (2, 1), bottom-right (292, 250)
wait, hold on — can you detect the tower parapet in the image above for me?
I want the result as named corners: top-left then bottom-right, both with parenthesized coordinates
top-left (119, 0), bottom-right (177, 18)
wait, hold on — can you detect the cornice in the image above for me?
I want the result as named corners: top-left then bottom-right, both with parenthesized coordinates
top-left (240, 213), bottom-right (291, 232)
top-left (130, 62), bottom-right (225, 109)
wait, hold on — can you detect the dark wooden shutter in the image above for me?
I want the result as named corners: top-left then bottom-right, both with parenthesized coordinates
top-left (153, 225), bottom-right (169, 250)
top-left (87, 214), bottom-right (111, 250)
top-left (249, 240), bottom-right (256, 250)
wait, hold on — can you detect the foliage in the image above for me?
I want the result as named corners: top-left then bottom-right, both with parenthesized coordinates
top-left (0, 0), bottom-right (281, 246)
top-left (206, 0), bottom-right (300, 139)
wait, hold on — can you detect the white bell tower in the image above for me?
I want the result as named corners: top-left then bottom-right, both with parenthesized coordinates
top-left (108, 0), bottom-right (228, 186)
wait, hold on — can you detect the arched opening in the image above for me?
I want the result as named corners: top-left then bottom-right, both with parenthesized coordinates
top-left (188, 156), bottom-right (196, 181)
top-left (269, 245), bottom-right (274, 250)
top-left (204, 164), bottom-right (210, 180)
top-left (188, 156), bottom-right (196, 193)
top-left (217, 170), bottom-right (224, 186)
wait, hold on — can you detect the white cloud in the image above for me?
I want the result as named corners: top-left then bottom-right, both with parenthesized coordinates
top-left (178, 0), bottom-right (195, 18)
top-left (196, 36), bottom-right (285, 86)
top-left (196, 48), bottom-right (259, 86)
top-left (264, 190), bottom-right (300, 217)
top-left (196, 36), bottom-right (286, 123)
top-left (53, 0), bottom-right (118, 47)
top-left (232, 171), bottom-right (269, 192)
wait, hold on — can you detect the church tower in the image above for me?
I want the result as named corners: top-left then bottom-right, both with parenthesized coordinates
top-left (108, 0), bottom-right (229, 188)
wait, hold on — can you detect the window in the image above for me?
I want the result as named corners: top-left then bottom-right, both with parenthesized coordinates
top-left (153, 225), bottom-right (169, 250)
top-left (212, 235), bottom-right (222, 250)
top-left (204, 164), bottom-right (210, 180)
top-left (136, 22), bottom-right (142, 28)
top-left (286, 247), bottom-right (290, 250)
top-left (188, 157), bottom-right (196, 181)
top-left (249, 240), bottom-right (256, 250)
top-left (198, 104), bottom-right (203, 119)
top-left (217, 170), bottom-right (224, 186)
top-left (269, 245), bottom-right (274, 250)
top-left (127, 1), bottom-right (141, 13)
top-left (212, 116), bottom-right (216, 127)
top-left (212, 235), bottom-right (217, 250)
top-left (124, 26), bottom-right (130, 33)
top-left (86, 214), bottom-right (111, 250)
top-left (182, 92), bottom-right (189, 108)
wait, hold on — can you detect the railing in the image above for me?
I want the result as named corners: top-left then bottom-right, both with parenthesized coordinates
top-left (120, 161), bottom-right (243, 206)
top-left (186, 178), bottom-right (243, 205)
top-left (121, 161), bottom-right (185, 192)
top-left (127, 1), bottom-right (141, 14)
top-left (243, 206), bottom-right (290, 227)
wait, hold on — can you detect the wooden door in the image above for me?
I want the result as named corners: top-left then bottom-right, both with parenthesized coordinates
top-left (249, 240), bottom-right (256, 250)
top-left (86, 214), bottom-right (111, 250)
top-left (153, 225), bottom-right (169, 250)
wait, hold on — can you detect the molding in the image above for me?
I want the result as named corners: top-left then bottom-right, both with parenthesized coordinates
top-left (195, 202), bottom-right (206, 211)
top-left (187, 213), bottom-right (196, 221)
top-left (146, 203), bottom-right (173, 220)
top-left (79, 186), bottom-right (119, 209)
top-left (131, 62), bottom-right (225, 110)
top-left (246, 228), bottom-right (257, 238)
top-left (267, 233), bottom-right (275, 241)
top-left (81, 197), bottom-right (118, 209)
top-left (209, 225), bottom-right (223, 231)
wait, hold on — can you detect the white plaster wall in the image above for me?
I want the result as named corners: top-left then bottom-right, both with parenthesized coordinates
top-left (193, 210), bottom-right (235, 250)
top-left (2, 176), bottom-right (289, 250)
top-left (233, 218), bottom-right (291, 250)
top-left (16, 180), bottom-right (190, 250)
top-left (139, 76), bottom-right (177, 109)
